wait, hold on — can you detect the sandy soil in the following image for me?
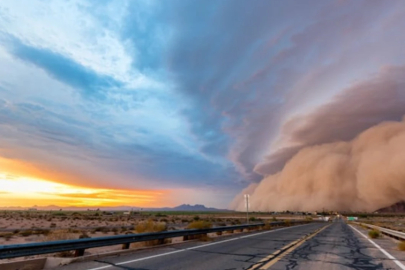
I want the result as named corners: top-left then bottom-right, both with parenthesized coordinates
top-left (0, 210), bottom-right (307, 263)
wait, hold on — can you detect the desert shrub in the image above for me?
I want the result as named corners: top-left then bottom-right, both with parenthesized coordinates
top-left (68, 228), bottom-right (80, 234)
top-left (50, 223), bottom-right (56, 228)
top-left (0, 233), bottom-right (13, 241)
top-left (79, 233), bottom-right (91, 239)
top-left (95, 227), bottom-right (105, 232)
top-left (187, 220), bottom-right (212, 230)
top-left (135, 220), bottom-right (169, 246)
top-left (193, 216), bottom-right (200, 221)
top-left (368, 229), bottom-right (380, 239)
top-left (284, 220), bottom-right (291, 226)
top-left (249, 217), bottom-right (257, 222)
top-left (13, 229), bottom-right (20, 234)
top-left (263, 223), bottom-right (272, 230)
top-left (398, 241), bottom-right (405, 251)
top-left (45, 230), bottom-right (74, 241)
top-left (135, 220), bottom-right (167, 233)
top-left (35, 229), bottom-right (50, 235)
top-left (45, 230), bottom-right (75, 257)
top-left (186, 220), bottom-right (212, 240)
top-left (20, 230), bottom-right (33, 237)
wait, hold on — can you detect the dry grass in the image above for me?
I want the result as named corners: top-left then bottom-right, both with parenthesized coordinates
top-left (0, 232), bottom-right (13, 241)
top-left (135, 220), bottom-right (170, 246)
top-left (263, 223), bottom-right (272, 230)
top-left (44, 230), bottom-right (75, 257)
top-left (187, 220), bottom-right (212, 230)
top-left (186, 221), bottom-right (212, 241)
top-left (135, 219), bottom-right (167, 233)
top-left (368, 229), bottom-right (380, 239)
top-left (398, 241), bottom-right (405, 251)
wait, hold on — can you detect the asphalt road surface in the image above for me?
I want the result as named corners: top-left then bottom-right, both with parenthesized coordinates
top-left (55, 221), bottom-right (405, 270)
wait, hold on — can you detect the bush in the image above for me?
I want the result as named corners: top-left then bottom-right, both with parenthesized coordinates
top-left (187, 220), bottom-right (212, 230)
top-left (45, 230), bottom-right (75, 257)
top-left (398, 241), bottom-right (405, 251)
top-left (135, 220), bottom-right (167, 233)
top-left (263, 223), bottom-right (272, 230)
top-left (0, 233), bottom-right (13, 241)
top-left (45, 230), bottom-right (74, 242)
top-left (368, 229), bottom-right (380, 239)
top-left (135, 220), bottom-right (169, 246)
top-left (79, 233), bottom-right (91, 239)
top-left (186, 221), bottom-right (213, 240)
top-left (20, 230), bottom-right (33, 237)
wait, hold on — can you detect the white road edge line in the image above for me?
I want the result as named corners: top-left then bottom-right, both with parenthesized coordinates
top-left (349, 225), bottom-right (405, 270)
top-left (86, 223), bottom-right (314, 270)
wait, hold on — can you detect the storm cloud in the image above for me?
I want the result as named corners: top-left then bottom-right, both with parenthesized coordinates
top-left (232, 66), bottom-right (405, 211)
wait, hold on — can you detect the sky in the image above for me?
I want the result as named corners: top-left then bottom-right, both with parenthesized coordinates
top-left (0, 0), bottom-right (405, 209)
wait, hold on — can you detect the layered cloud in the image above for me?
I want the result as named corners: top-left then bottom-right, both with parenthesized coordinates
top-left (256, 65), bottom-right (405, 175)
top-left (232, 66), bottom-right (405, 211)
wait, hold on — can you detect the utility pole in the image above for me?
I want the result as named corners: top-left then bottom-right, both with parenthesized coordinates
top-left (244, 194), bottom-right (250, 224)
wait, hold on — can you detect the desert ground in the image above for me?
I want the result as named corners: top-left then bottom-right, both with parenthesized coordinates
top-left (0, 210), bottom-right (311, 262)
top-left (350, 213), bottom-right (405, 232)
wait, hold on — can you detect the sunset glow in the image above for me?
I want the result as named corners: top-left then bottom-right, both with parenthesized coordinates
top-left (0, 173), bottom-right (167, 208)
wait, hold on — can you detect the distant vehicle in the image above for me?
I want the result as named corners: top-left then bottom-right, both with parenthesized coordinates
top-left (318, 216), bottom-right (330, 222)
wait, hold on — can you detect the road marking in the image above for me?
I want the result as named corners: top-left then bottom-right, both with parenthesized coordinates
top-left (350, 225), bottom-right (405, 270)
top-left (86, 223), bottom-right (315, 270)
top-left (254, 224), bottom-right (330, 269)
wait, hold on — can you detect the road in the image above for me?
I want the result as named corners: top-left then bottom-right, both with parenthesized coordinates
top-left (55, 221), bottom-right (405, 270)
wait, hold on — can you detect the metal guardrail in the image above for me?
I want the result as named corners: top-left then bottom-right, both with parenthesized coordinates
top-left (0, 220), bottom-right (309, 259)
top-left (355, 222), bottom-right (405, 240)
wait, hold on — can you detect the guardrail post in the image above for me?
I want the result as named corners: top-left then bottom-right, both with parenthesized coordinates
top-left (122, 243), bottom-right (130, 249)
top-left (74, 249), bottom-right (85, 257)
top-left (157, 238), bottom-right (165, 245)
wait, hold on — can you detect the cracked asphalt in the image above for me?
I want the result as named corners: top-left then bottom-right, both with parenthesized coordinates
top-left (54, 221), bottom-right (405, 270)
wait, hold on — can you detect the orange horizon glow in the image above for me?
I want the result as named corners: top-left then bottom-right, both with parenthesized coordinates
top-left (0, 156), bottom-right (172, 207)
top-left (0, 172), bottom-right (170, 207)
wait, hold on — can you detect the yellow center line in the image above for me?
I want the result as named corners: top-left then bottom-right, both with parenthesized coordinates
top-left (250, 224), bottom-right (331, 270)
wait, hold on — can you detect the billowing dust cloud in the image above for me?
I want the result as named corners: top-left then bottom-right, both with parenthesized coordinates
top-left (231, 66), bottom-right (405, 212)
top-left (231, 118), bottom-right (405, 212)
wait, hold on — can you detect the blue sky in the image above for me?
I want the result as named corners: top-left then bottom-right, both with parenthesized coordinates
top-left (1, 0), bottom-right (405, 208)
